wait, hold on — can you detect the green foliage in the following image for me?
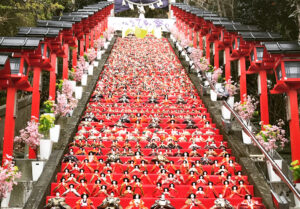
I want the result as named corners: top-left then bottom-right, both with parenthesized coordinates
top-left (68, 68), bottom-right (75, 81)
top-left (43, 99), bottom-right (55, 113)
top-left (83, 54), bottom-right (88, 62)
top-left (290, 160), bottom-right (300, 181)
top-left (0, 0), bottom-right (74, 36)
top-left (38, 114), bottom-right (55, 136)
top-left (56, 80), bottom-right (64, 91)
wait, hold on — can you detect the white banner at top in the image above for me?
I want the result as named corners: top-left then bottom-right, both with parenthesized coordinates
top-left (108, 17), bottom-right (175, 32)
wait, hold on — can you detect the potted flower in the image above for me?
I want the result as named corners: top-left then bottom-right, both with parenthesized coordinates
top-left (221, 79), bottom-right (238, 119)
top-left (68, 68), bottom-right (76, 91)
top-left (77, 57), bottom-right (88, 86)
top-left (256, 120), bottom-right (288, 182)
top-left (55, 80), bottom-right (78, 117)
top-left (84, 48), bottom-right (97, 75)
top-left (38, 114), bottom-right (55, 160)
top-left (95, 38), bottom-right (105, 60)
top-left (14, 118), bottom-right (44, 181)
top-left (0, 156), bottom-right (21, 207)
top-left (234, 95), bottom-right (258, 144)
top-left (290, 160), bottom-right (300, 206)
top-left (103, 31), bottom-right (110, 49)
top-left (42, 99), bottom-right (60, 143)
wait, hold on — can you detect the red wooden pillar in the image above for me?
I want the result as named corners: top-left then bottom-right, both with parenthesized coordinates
top-left (287, 89), bottom-right (300, 162)
top-left (205, 35), bottom-right (210, 64)
top-left (90, 29), bottom-right (94, 48)
top-left (239, 56), bottom-right (247, 101)
top-left (49, 53), bottom-right (57, 99)
top-left (85, 33), bottom-right (90, 51)
top-left (214, 41), bottom-right (219, 68)
top-left (225, 47), bottom-right (231, 81)
top-left (193, 30), bottom-right (197, 48)
top-left (62, 43), bottom-right (69, 80)
top-left (258, 70), bottom-right (269, 125)
top-left (2, 87), bottom-right (17, 164)
top-left (199, 34), bottom-right (203, 52)
top-left (29, 66), bottom-right (42, 159)
top-left (72, 37), bottom-right (78, 69)
top-left (72, 48), bottom-right (77, 68)
top-left (80, 39), bottom-right (84, 57)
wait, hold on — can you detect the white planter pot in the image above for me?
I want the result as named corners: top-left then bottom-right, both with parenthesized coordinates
top-left (31, 161), bottom-right (45, 181)
top-left (104, 42), bottom-right (109, 49)
top-left (88, 65), bottom-right (94, 75)
top-left (222, 96), bottom-right (234, 120)
top-left (206, 72), bottom-right (212, 80)
top-left (50, 125), bottom-right (60, 143)
top-left (69, 80), bottom-right (76, 91)
top-left (81, 74), bottom-right (88, 86)
top-left (181, 51), bottom-right (186, 57)
top-left (85, 62), bottom-right (89, 68)
top-left (210, 90), bottom-right (217, 101)
top-left (242, 125), bottom-right (252, 144)
top-left (227, 96), bottom-right (235, 108)
top-left (185, 54), bottom-right (190, 62)
top-left (178, 45), bottom-right (183, 51)
top-left (267, 160), bottom-right (283, 182)
top-left (68, 110), bottom-right (74, 117)
top-left (39, 139), bottom-right (53, 160)
top-left (93, 61), bottom-right (99, 67)
top-left (1, 191), bottom-right (11, 207)
top-left (215, 83), bottom-right (222, 90)
top-left (295, 183), bottom-right (300, 207)
top-left (75, 86), bottom-right (83, 99)
top-left (97, 51), bottom-right (102, 60)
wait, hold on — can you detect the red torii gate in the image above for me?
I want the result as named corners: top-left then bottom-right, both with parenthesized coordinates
top-left (0, 37), bottom-right (45, 160)
top-left (262, 41), bottom-right (300, 162)
top-left (17, 27), bottom-right (64, 100)
top-left (36, 20), bottom-right (77, 80)
top-left (0, 53), bottom-right (32, 163)
top-left (242, 32), bottom-right (282, 125)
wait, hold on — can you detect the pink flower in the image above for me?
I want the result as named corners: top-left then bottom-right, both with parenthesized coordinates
top-left (0, 156), bottom-right (21, 199)
top-left (14, 120), bottom-right (43, 148)
top-left (256, 120), bottom-right (288, 152)
top-left (225, 78), bottom-right (237, 96)
top-left (233, 95), bottom-right (258, 121)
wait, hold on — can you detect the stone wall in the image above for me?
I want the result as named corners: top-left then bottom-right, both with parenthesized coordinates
top-left (0, 95), bottom-right (32, 151)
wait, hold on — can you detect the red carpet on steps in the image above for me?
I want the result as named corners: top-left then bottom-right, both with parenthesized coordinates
top-left (45, 37), bottom-right (265, 209)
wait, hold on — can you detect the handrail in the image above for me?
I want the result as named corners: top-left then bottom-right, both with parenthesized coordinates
top-left (170, 26), bottom-right (300, 202)
top-left (222, 100), bottom-right (300, 200)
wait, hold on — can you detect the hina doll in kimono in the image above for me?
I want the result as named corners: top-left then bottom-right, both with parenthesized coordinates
top-left (180, 194), bottom-right (207, 209)
top-left (74, 194), bottom-right (96, 209)
top-left (125, 194), bottom-right (148, 209)
top-left (238, 195), bottom-right (265, 209)
top-left (45, 192), bottom-right (71, 209)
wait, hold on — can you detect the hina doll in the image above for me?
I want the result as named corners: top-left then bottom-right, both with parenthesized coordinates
top-left (65, 173), bottom-right (79, 185)
top-left (195, 187), bottom-right (205, 199)
top-left (210, 194), bottom-right (234, 209)
top-left (91, 179), bottom-right (103, 197)
top-left (97, 192), bottom-right (123, 209)
top-left (80, 159), bottom-right (94, 173)
top-left (62, 184), bottom-right (81, 197)
top-left (152, 182), bottom-right (163, 198)
top-left (204, 182), bottom-right (218, 198)
top-left (238, 195), bottom-right (265, 209)
top-left (125, 194), bottom-right (148, 209)
top-left (180, 194), bottom-right (207, 209)
top-left (108, 180), bottom-right (119, 197)
top-left (228, 186), bottom-right (243, 199)
top-left (53, 178), bottom-right (68, 195)
top-left (121, 186), bottom-right (134, 198)
top-left (169, 184), bottom-right (178, 198)
top-left (45, 192), bottom-right (71, 209)
top-left (237, 180), bottom-right (251, 196)
top-left (74, 194), bottom-right (96, 209)
top-left (222, 181), bottom-right (232, 198)
top-left (187, 182), bottom-right (198, 196)
top-left (140, 170), bottom-right (153, 185)
top-left (185, 171), bottom-right (198, 184)
top-left (120, 178), bottom-right (130, 195)
top-left (89, 170), bottom-right (100, 184)
top-left (94, 185), bottom-right (109, 198)
top-left (150, 193), bottom-right (175, 209)
top-left (174, 170), bottom-right (185, 185)
top-left (133, 178), bottom-right (144, 196)
top-left (76, 179), bottom-right (91, 196)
